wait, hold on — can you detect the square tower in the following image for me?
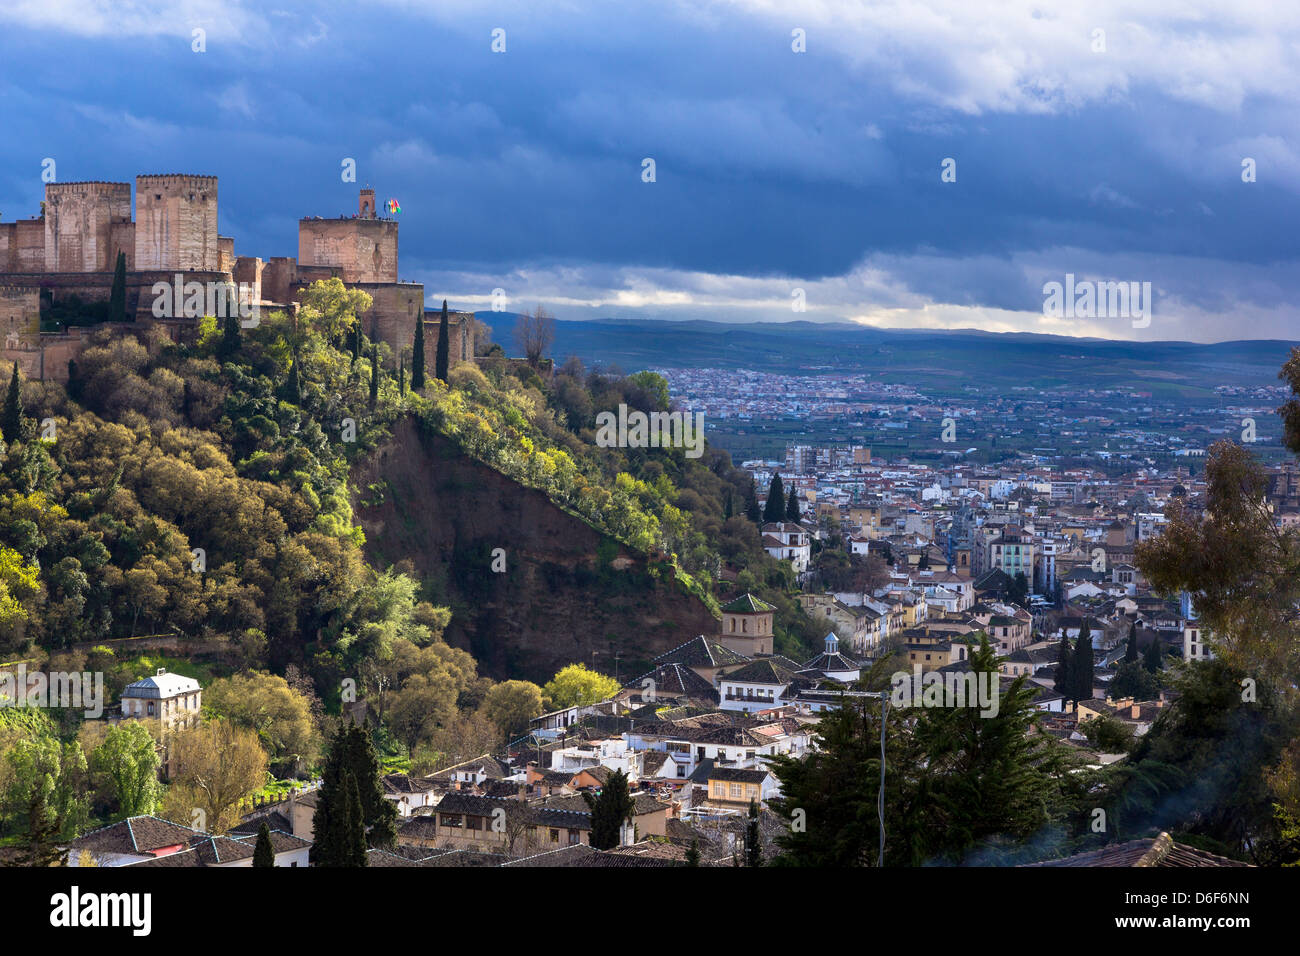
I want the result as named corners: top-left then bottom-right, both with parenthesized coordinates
top-left (134, 174), bottom-right (219, 271)
top-left (718, 593), bottom-right (776, 657)
top-left (43, 181), bottom-right (132, 272)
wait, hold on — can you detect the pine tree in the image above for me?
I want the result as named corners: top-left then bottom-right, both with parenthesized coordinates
top-left (1053, 631), bottom-right (1073, 697)
top-left (411, 312), bottom-right (426, 390)
top-left (1124, 621), bottom-right (1140, 664)
top-left (786, 487), bottom-right (801, 522)
top-left (1143, 633), bottom-right (1164, 674)
top-left (1072, 619), bottom-right (1095, 703)
top-left (763, 475), bottom-right (786, 524)
top-left (2, 361), bottom-right (23, 444)
top-left (685, 839), bottom-right (700, 866)
top-left (253, 822), bottom-right (275, 867)
top-left (744, 799), bottom-right (763, 866)
top-left (108, 250), bottom-right (127, 321)
top-left (583, 769), bottom-right (635, 850)
top-left (368, 343), bottom-right (379, 409)
top-left (436, 299), bottom-right (450, 383)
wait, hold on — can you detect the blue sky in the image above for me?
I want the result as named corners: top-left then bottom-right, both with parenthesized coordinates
top-left (1, 1), bottom-right (1297, 342)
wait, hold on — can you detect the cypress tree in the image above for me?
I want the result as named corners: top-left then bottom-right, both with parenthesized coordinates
top-left (218, 312), bottom-right (241, 358)
top-left (763, 475), bottom-right (786, 524)
top-left (341, 723), bottom-right (397, 848)
top-left (2, 361), bottom-right (23, 443)
top-left (786, 487), bottom-right (801, 522)
top-left (583, 769), bottom-right (635, 850)
top-left (253, 822), bottom-right (275, 868)
top-left (1143, 633), bottom-right (1164, 674)
top-left (744, 799), bottom-right (763, 866)
top-left (350, 322), bottom-right (360, 364)
top-left (398, 356), bottom-right (406, 395)
top-left (108, 250), bottom-right (127, 321)
top-left (1053, 631), bottom-right (1073, 698)
top-left (1124, 621), bottom-right (1140, 664)
top-left (286, 352), bottom-right (301, 405)
top-left (435, 299), bottom-right (450, 383)
top-left (344, 771), bottom-right (368, 866)
top-left (1072, 619), bottom-right (1094, 703)
top-left (66, 359), bottom-right (81, 402)
top-left (685, 839), bottom-right (700, 866)
top-left (724, 491), bottom-right (734, 520)
top-left (745, 478), bottom-right (762, 525)
top-left (368, 343), bottom-right (379, 409)
top-left (411, 312), bottom-right (426, 390)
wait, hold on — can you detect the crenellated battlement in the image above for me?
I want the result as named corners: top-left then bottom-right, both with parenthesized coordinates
top-left (136, 174), bottom-right (218, 187)
top-left (45, 181), bottom-right (131, 191)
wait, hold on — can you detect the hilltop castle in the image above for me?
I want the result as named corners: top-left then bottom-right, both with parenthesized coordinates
top-left (0, 177), bottom-right (478, 380)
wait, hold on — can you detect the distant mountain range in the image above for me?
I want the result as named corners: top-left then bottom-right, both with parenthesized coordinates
top-left (476, 314), bottom-right (1297, 398)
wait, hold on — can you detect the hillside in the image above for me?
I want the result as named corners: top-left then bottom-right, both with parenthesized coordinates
top-left (352, 418), bottom-right (720, 684)
top-left (477, 315), bottom-right (1295, 398)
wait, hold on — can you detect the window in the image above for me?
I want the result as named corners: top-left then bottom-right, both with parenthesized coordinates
top-left (568, 830), bottom-right (580, 845)
top-left (466, 815), bottom-right (482, 831)
top-left (549, 829), bottom-right (560, 844)
top-left (729, 783), bottom-right (742, 798)
top-left (441, 814), bottom-right (463, 828)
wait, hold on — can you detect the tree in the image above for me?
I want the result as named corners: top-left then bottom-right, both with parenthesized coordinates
top-left (763, 475), bottom-right (786, 524)
top-left (482, 680), bottom-right (544, 740)
top-left (285, 351), bottom-right (301, 405)
top-left (298, 277), bottom-right (372, 343)
top-left (1072, 619), bottom-right (1095, 703)
top-left (108, 251), bottom-right (127, 322)
top-left (1143, 633), bottom-right (1165, 674)
top-left (745, 478), bottom-right (762, 525)
top-left (90, 722), bottom-right (161, 818)
top-left (253, 822), bottom-right (275, 867)
top-left (1124, 621), bottom-right (1140, 664)
top-left (583, 769), bottom-right (635, 849)
top-left (411, 312), bottom-right (426, 390)
top-left (785, 487), bottom-right (801, 522)
top-left (2, 361), bottom-right (23, 444)
top-left (369, 342), bottom-right (380, 409)
top-left (436, 300), bottom-right (450, 383)
top-left (3, 729), bottom-right (90, 865)
top-left (745, 799), bottom-right (763, 866)
top-left (398, 356), bottom-right (406, 395)
top-left (163, 718), bottom-right (268, 835)
top-left (513, 305), bottom-right (555, 367)
top-left (203, 672), bottom-right (318, 778)
top-left (217, 312), bottom-right (241, 359)
top-left (1053, 632), bottom-right (1073, 698)
top-left (918, 552), bottom-right (931, 571)
top-left (310, 723), bottom-right (384, 866)
top-left (685, 839), bottom-right (700, 866)
top-left (542, 664), bottom-right (620, 710)
top-left (1110, 660), bottom-right (1161, 701)
top-left (1008, 571), bottom-right (1029, 607)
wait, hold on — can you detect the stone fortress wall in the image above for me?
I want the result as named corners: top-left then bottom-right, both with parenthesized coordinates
top-left (0, 176), bottom-right (480, 382)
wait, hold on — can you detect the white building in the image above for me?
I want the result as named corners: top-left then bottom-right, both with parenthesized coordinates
top-left (120, 668), bottom-right (202, 728)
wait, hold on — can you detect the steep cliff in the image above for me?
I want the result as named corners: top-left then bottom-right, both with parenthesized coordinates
top-left (352, 417), bottom-right (720, 684)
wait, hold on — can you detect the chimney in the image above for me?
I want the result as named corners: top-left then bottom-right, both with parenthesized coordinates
top-left (156, 667), bottom-right (166, 676)
top-left (1131, 704), bottom-right (1141, 719)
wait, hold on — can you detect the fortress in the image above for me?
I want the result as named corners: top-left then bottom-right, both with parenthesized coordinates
top-left (0, 177), bottom-right (478, 381)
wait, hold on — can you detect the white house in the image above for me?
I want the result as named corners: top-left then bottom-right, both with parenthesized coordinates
top-left (120, 668), bottom-right (202, 728)
top-left (761, 522), bottom-right (811, 573)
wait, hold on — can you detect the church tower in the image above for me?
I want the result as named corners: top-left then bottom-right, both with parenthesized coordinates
top-left (718, 593), bottom-right (776, 657)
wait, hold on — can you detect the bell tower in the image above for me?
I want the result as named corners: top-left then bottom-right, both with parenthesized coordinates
top-left (359, 187), bottom-right (375, 219)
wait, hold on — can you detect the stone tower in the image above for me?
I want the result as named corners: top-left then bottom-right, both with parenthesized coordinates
top-left (718, 593), bottom-right (776, 657)
top-left (43, 181), bottom-right (132, 272)
top-left (134, 174), bottom-right (219, 271)
top-left (359, 187), bottom-right (376, 219)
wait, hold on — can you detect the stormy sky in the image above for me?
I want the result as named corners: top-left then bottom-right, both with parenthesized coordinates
top-left (1, 1), bottom-right (1297, 342)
